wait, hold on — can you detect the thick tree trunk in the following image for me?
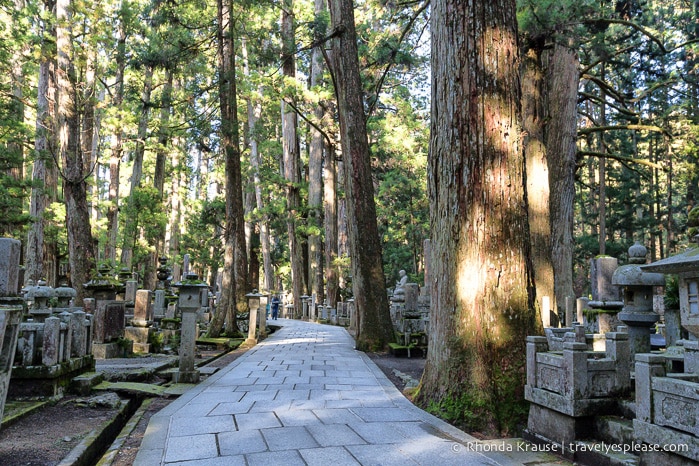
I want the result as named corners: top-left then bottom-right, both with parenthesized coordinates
top-left (328, 0), bottom-right (393, 350)
top-left (56, 0), bottom-right (96, 304)
top-left (282, 0), bottom-right (306, 317)
top-left (598, 67), bottom-right (607, 255)
top-left (416, 0), bottom-right (537, 436)
top-left (26, 18), bottom-right (54, 284)
top-left (210, 0), bottom-right (246, 337)
top-left (521, 45), bottom-right (555, 322)
top-left (324, 146), bottom-right (339, 307)
top-left (308, 0), bottom-right (327, 304)
top-left (545, 43), bottom-right (578, 314)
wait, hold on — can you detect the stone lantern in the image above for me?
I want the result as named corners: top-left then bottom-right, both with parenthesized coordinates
top-left (156, 256), bottom-right (171, 290)
top-left (23, 279), bottom-right (54, 322)
top-left (84, 264), bottom-right (118, 301)
top-left (612, 242), bottom-right (664, 361)
top-left (301, 295), bottom-right (310, 321)
top-left (172, 273), bottom-right (206, 383)
top-left (54, 280), bottom-right (77, 310)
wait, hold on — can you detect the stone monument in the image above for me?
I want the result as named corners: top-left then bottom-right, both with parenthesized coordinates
top-left (0, 238), bottom-right (23, 429)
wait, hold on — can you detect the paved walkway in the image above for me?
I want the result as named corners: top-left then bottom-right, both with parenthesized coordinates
top-left (134, 319), bottom-right (568, 466)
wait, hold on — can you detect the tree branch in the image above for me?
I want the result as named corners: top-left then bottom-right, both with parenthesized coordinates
top-left (282, 97), bottom-right (336, 150)
top-left (578, 150), bottom-right (666, 171)
top-left (578, 124), bottom-right (671, 138)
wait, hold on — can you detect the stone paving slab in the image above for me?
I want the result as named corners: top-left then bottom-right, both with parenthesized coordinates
top-left (134, 318), bottom-right (572, 465)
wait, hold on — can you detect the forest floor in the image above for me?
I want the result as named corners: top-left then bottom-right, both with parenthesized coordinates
top-left (0, 341), bottom-right (426, 466)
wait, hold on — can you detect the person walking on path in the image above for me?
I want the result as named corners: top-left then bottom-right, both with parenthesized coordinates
top-left (271, 295), bottom-right (280, 320)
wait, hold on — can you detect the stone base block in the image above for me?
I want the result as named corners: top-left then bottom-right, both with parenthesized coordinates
top-left (634, 419), bottom-right (699, 463)
top-left (124, 326), bottom-right (152, 354)
top-left (172, 369), bottom-right (199, 384)
top-left (70, 371), bottom-right (104, 396)
top-left (639, 450), bottom-right (699, 466)
top-left (133, 342), bottom-right (151, 353)
top-left (526, 403), bottom-right (594, 448)
top-left (92, 340), bottom-right (132, 359)
top-left (9, 356), bottom-right (95, 398)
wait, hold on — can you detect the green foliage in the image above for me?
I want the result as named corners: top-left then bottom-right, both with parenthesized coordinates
top-left (664, 275), bottom-right (680, 309)
top-left (370, 89), bottom-right (429, 286)
top-left (149, 331), bottom-right (164, 354)
top-left (120, 186), bottom-right (167, 266)
top-left (181, 198), bottom-right (225, 282)
top-left (426, 389), bottom-right (490, 433)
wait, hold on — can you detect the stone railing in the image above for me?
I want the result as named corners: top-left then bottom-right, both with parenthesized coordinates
top-left (15, 311), bottom-right (92, 368)
top-left (525, 327), bottom-right (631, 417)
top-left (634, 351), bottom-right (699, 462)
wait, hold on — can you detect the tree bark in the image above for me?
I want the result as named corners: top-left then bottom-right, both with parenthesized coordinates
top-left (521, 45), bottom-right (555, 322)
top-left (545, 43), bottom-right (578, 315)
top-left (26, 6), bottom-right (55, 284)
top-left (308, 0), bottom-right (327, 305)
top-left (282, 0), bottom-right (306, 317)
top-left (328, 0), bottom-right (393, 350)
top-left (324, 145), bottom-right (339, 307)
top-left (209, 0), bottom-right (246, 337)
top-left (56, 0), bottom-right (96, 304)
top-left (416, 0), bottom-right (537, 436)
top-left (105, 16), bottom-right (126, 264)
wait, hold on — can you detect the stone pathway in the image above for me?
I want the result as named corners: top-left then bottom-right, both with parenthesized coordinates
top-left (134, 319), bottom-right (569, 465)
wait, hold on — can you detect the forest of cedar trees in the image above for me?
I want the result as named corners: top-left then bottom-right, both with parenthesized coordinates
top-left (1, 0), bottom-right (699, 435)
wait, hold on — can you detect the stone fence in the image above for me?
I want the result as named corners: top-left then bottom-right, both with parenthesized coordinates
top-left (524, 326), bottom-right (631, 448)
top-left (634, 349), bottom-right (699, 463)
top-left (16, 311), bottom-right (92, 367)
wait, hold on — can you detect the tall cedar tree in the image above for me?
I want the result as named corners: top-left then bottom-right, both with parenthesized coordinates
top-left (416, 0), bottom-right (538, 435)
top-left (327, 0), bottom-right (394, 350)
top-left (209, 0), bottom-right (246, 337)
top-left (56, 0), bottom-right (96, 304)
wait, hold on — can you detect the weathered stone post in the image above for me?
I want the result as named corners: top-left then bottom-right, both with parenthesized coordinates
top-left (258, 292), bottom-right (268, 338)
top-left (245, 290), bottom-right (262, 345)
top-left (0, 238), bottom-right (23, 430)
top-left (634, 353), bottom-right (666, 423)
top-left (310, 293), bottom-right (317, 321)
top-left (124, 289), bottom-right (153, 353)
top-left (348, 298), bottom-right (356, 332)
top-left (589, 256), bottom-right (623, 333)
top-left (172, 274), bottom-right (205, 384)
top-left (301, 295), bottom-right (310, 321)
top-left (0, 305), bottom-right (22, 429)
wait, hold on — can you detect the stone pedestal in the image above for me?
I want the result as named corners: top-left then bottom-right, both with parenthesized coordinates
top-left (618, 309), bottom-right (659, 360)
top-left (258, 303), bottom-right (267, 338)
top-left (245, 306), bottom-right (258, 345)
top-left (124, 327), bottom-right (152, 353)
top-left (154, 290), bottom-right (166, 318)
top-left (0, 306), bottom-right (22, 429)
top-left (0, 239), bottom-right (21, 296)
top-left (173, 307), bottom-right (199, 384)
